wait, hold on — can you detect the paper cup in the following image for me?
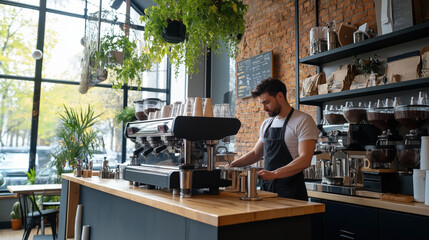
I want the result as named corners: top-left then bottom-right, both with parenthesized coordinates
top-left (413, 169), bottom-right (426, 202)
top-left (161, 105), bottom-right (171, 118)
top-left (193, 97), bottom-right (203, 116)
top-left (203, 98), bottom-right (214, 117)
top-left (420, 136), bottom-right (429, 170)
top-left (425, 170), bottom-right (429, 205)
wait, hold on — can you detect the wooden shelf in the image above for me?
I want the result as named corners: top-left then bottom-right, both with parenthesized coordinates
top-left (300, 22), bottom-right (429, 66)
top-left (300, 78), bottom-right (429, 106)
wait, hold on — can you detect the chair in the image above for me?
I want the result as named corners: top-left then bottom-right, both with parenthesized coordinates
top-left (23, 192), bottom-right (59, 240)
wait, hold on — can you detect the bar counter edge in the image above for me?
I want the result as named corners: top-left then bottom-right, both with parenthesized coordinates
top-left (58, 174), bottom-right (324, 240)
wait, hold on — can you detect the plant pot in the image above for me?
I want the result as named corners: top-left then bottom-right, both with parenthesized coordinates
top-left (11, 218), bottom-right (22, 230)
top-left (162, 20), bottom-right (186, 43)
top-left (110, 51), bottom-right (124, 64)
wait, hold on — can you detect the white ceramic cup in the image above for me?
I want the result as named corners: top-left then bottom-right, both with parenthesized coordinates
top-left (413, 169), bottom-right (426, 202)
top-left (420, 136), bottom-right (429, 170)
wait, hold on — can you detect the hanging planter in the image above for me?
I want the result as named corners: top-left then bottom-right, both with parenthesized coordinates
top-left (162, 19), bottom-right (187, 43)
top-left (109, 50), bottom-right (125, 64)
top-left (141, 0), bottom-right (248, 75)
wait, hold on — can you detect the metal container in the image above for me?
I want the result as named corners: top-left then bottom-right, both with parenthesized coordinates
top-left (353, 31), bottom-right (368, 43)
top-left (240, 167), bottom-right (262, 201)
top-left (327, 30), bottom-right (337, 50)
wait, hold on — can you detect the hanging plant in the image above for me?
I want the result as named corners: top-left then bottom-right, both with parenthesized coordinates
top-left (140, 0), bottom-right (248, 75)
top-left (92, 34), bottom-right (152, 89)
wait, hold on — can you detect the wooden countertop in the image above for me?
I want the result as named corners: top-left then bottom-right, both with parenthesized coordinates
top-left (62, 174), bottom-right (324, 227)
top-left (308, 190), bottom-right (429, 216)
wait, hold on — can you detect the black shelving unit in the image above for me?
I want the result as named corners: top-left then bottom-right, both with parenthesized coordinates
top-left (300, 77), bottom-right (429, 106)
top-left (300, 21), bottom-right (429, 66)
top-left (295, 20), bottom-right (429, 112)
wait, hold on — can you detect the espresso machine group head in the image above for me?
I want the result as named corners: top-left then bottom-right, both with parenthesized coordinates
top-left (124, 116), bottom-right (241, 197)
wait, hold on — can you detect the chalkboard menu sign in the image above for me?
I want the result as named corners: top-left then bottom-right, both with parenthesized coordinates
top-left (236, 51), bottom-right (273, 98)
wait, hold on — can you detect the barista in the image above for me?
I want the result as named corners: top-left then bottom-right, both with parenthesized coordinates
top-left (228, 78), bottom-right (319, 200)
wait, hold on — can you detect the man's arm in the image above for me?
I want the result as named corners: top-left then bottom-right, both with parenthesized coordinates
top-left (229, 141), bottom-right (264, 167)
top-left (258, 139), bottom-right (315, 180)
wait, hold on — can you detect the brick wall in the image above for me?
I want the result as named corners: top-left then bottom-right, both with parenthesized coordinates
top-left (234, 0), bottom-right (377, 156)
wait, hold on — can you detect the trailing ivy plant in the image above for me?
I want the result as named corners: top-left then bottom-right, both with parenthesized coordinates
top-left (93, 34), bottom-right (152, 89)
top-left (141, 0), bottom-right (248, 75)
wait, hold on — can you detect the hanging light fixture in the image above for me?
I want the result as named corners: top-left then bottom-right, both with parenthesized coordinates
top-left (31, 49), bottom-right (43, 60)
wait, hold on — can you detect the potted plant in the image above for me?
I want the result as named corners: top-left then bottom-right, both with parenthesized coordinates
top-left (92, 34), bottom-right (152, 89)
top-left (26, 167), bottom-right (36, 185)
top-left (114, 106), bottom-right (138, 125)
top-left (52, 105), bottom-right (104, 179)
top-left (10, 201), bottom-right (22, 230)
top-left (354, 55), bottom-right (383, 86)
top-left (140, 0), bottom-right (248, 76)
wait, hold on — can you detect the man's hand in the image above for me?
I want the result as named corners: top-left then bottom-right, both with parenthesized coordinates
top-left (257, 169), bottom-right (277, 180)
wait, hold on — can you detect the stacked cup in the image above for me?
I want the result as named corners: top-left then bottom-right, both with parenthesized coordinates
top-left (203, 98), bottom-right (214, 117)
top-left (419, 136), bottom-right (429, 204)
top-left (193, 97), bottom-right (203, 116)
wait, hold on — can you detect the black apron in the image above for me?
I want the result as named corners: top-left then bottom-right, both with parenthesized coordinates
top-left (260, 108), bottom-right (308, 200)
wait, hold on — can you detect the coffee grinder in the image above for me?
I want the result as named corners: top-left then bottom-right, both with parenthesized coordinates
top-left (365, 98), bottom-right (402, 170)
top-left (394, 93), bottom-right (429, 171)
top-left (363, 98), bottom-right (402, 193)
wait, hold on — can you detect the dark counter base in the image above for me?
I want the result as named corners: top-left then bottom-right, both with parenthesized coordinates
top-left (58, 179), bottom-right (312, 240)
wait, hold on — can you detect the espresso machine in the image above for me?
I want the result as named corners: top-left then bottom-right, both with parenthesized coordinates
top-left (123, 116), bottom-right (241, 197)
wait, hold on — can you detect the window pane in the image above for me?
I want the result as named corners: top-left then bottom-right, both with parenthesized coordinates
top-left (170, 63), bottom-right (187, 103)
top-left (46, 0), bottom-right (85, 15)
top-left (43, 13), bottom-right (85, 81)
top-left (0, 78), bottom-right (34, 190)
top-left (0, 5), bottom-right (38, 76)
top-left (142, 57), bottom-right (168, 89)
top-left (128, 90), bottom-right (167, 105)
top-left (3, 0), bottom-right (38, 6)
top-left (38, 83), bottom-right (124, 176)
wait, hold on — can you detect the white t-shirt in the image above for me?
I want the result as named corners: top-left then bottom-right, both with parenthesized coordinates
top-left (258, 109), bottom-right (319, 160)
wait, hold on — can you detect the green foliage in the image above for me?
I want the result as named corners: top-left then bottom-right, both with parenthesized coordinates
top-left (52, 105), bottom-right (104, 178)
top-left (141, 0), bottom-right (248, 76)
top-left (354, 55), bottom-right (382, 75)
top-left (26, 167), bottom-right (36, 185)
top-left (93, 35), bottom-right (152, 89)
top-left (114, 106), bottom-right (137, 124)
top-left (10, 201), bottom-right (21, 219)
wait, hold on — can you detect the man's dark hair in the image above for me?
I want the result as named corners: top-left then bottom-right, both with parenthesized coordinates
top-left (251, 77), bottom-right (287, 98)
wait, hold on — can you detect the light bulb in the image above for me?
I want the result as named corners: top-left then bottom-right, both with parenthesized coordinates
top-left (32, 49), bottom-right (43, 60)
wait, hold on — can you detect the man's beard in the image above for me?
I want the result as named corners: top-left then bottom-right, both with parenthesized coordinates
top-left (268, 105), bottom-right (281, 117)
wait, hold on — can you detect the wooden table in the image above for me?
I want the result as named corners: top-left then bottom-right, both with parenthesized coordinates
top-left (8, 184), bottom-right (62, 196)
top-left (60, 174), bottom-right (325, 240)
top-left (8, 184), bottom-right (62, 238)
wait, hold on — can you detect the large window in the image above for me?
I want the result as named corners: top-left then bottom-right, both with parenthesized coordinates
top-left (0, 0), bottom-right (177, 191)
top-left (0, 5), bottom-right (38, 77)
